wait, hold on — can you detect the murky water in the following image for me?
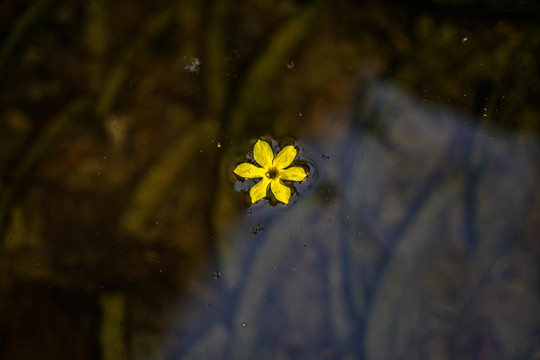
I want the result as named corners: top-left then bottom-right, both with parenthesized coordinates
top-left (1, 1), bottom-right (539, 360)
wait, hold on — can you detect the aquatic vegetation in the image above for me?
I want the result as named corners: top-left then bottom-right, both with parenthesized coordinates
top-left (234, 140), bottom-right (307, 204)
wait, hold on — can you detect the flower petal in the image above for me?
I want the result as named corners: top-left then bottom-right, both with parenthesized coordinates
top-left (233, 163), bottom-right (265, 178)
top-left (279, 166), bottom-right (307, 181)
top-left (273, 145), bottom-right (297, 169)
top-left (271, 179), bottom-right (292, 204)
top-left (253, 140), bottom-right (274, 169)
top-left (250, 177), bottom-right (271, 203)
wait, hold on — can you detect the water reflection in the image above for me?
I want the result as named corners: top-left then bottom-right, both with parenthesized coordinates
top-left (1, 1), bottom-right (540, 359)
top-left (168, 81), bottom-right (539, 360)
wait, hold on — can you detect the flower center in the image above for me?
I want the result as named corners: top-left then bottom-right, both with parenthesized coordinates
top-left (266, 166), bottom-right (279, 179)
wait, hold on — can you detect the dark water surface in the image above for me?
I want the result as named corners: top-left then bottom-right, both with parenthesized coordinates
top-left (1, 1), bottom-right (539, 360)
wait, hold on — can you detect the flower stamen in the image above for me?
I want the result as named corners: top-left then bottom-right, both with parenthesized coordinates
top-left (266, 166), bottom-right (279, 179)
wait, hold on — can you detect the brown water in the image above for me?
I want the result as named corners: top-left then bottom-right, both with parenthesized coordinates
top-left (1, 1), bottom-right (539, 359)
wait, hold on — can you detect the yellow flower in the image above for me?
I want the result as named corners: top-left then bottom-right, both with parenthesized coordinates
top-left (234, 140), bottom-right (307, 204)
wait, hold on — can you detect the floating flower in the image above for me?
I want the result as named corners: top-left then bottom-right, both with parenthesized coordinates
top-left (234, 140), bottom-right (307, 204)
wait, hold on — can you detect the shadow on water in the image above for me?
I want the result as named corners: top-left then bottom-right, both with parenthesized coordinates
top-left (1, 1), bottom-right (540, 360)
top-left (166, 80), bottom-right (540, 360)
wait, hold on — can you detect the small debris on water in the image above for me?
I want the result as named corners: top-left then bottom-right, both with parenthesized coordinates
top-left (185, 57), bottom-right (201, 73)
top-left (251, 223), bottom-right (264, 235)
top-left (241, 322), bottom-right (248, 328)
top-left (286, 59), bottom-right (295, 69)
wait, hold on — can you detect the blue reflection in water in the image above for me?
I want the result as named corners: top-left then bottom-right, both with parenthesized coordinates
top-left (167, 82), bottom-right (539, 360)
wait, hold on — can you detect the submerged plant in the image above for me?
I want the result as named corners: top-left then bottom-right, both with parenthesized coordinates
top-left (234, 140), bottom-right (307, 204)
